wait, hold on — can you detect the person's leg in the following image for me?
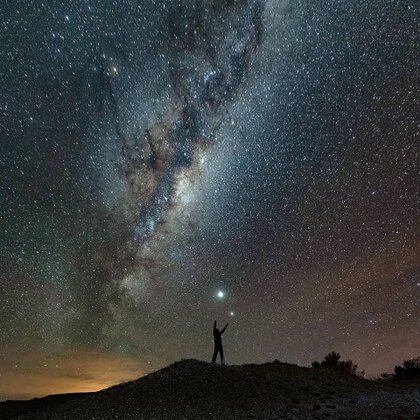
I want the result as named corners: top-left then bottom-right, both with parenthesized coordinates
top-left (220, 346), bottom-right (225, 365)
top-left (211, 347), bottom-right (217, 363)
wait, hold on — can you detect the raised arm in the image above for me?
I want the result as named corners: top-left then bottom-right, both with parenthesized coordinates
top-left (221, 323), bottom-right (229, 334)
top-left (213, 320), bottom-right (217, 332)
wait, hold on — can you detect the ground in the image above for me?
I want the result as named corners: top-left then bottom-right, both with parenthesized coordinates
top-left (1, 359), bottom-right (419, 419)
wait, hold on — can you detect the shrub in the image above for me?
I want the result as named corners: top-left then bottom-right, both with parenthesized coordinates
top-left (312, 352), bottom-right (364, 378)
top-left (394, 357), bottom-right (420, 380)
top-left (323, 351), bottom-right (341, 370)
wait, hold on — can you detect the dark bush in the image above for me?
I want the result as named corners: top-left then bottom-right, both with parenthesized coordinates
top-left (393, 357), bottom-right (420, 380)
top-left (312, 352), bottom-right (364, 378)
top-left (323, 351), bottom-right (341, 370)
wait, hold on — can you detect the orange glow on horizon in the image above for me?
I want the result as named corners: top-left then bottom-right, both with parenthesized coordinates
top-left (0, 348), bottom-right (146, 401)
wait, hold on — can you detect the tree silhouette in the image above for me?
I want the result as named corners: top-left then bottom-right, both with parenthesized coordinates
top-left (312, 351), bottom-right (364, 378)
top-left (393, 357), bottom-right (420, 380)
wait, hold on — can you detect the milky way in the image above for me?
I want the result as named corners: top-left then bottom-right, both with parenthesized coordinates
top-left (0, 0), bottom-right (418, 399)
top-left (95, 0), bottom-right (266, 349)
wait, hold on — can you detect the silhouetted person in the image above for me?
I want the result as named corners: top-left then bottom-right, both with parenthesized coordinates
top-left (211, 320), bottom-right (228, 365)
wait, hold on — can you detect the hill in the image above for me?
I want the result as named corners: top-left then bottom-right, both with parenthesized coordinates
top-left (1, 359), bottom-right (418, 419)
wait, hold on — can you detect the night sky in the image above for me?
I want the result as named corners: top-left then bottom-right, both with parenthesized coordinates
top-left (1, 0), bottom-right (418, 400)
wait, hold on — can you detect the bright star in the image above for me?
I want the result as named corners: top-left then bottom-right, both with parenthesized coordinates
top-left (217, 290), bottom-right (224, 299)
top-left (106, 65), bottom-right (118, 76)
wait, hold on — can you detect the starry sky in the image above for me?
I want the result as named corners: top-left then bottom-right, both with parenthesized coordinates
top-left (0, 0), bottom-right (418, 400)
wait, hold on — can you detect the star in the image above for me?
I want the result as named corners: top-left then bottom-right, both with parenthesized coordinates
top-left (106, 65), bottom-right (118, 77)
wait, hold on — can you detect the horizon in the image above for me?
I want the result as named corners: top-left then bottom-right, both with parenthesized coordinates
top-left (1, 352), bottom-right (414, 401)
top-left (1, 0), bottom-right (418, 402)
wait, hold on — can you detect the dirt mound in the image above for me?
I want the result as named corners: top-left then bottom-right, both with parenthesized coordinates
top-left (1, 359), bottom-right (418, 419)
